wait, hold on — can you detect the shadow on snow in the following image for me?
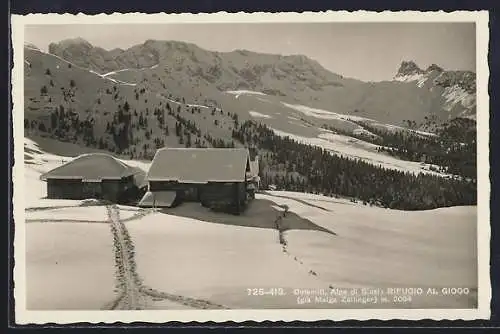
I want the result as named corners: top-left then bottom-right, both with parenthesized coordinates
top-left (157, 198), bottom-right (336, 236)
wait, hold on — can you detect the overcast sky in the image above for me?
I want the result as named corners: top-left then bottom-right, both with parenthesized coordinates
top-left (25, 23), bottom-right (475, 82)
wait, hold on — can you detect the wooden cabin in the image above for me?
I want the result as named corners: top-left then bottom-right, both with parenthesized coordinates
top-left (40, 153), bottom-right (147, 203)
top-left (138, 148), bottom-right (253, 214)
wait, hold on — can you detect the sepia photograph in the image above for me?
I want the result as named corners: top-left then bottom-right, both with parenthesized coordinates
top-left (11, 11), bottom-right (490, 323)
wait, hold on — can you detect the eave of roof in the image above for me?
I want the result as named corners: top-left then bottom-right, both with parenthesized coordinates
top-left (147, 179), bottom-right (246, 183)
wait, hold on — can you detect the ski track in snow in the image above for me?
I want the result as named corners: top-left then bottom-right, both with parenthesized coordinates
top-left (24, 196), bottom-right (227, 310)
top-left (107, 205), bottom-right (143, 310)
top-left (105, 205), bottom-right (228, 310)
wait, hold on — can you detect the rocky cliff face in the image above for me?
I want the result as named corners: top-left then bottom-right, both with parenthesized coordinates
top-left (393, 60), bottom-right (476, 119)
top-left (395, 61), bottom-right (425, 78)
top-left (395, 60), bottom-right (475, 93)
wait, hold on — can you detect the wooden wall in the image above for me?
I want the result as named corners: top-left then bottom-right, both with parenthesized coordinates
top-left (47, 179), bottom-right (83, 199)
top-left (46, 176), bottom-right (135, 202)
top-left (149, 181), bottom-right (248, 213)
top-left (149, 181), bottom-right (201, 201)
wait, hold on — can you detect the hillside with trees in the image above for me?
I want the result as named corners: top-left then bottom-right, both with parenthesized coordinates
top-left (23, 42), bottom-right (477, 211)
top-left (231, 120), bottom-right (476, 210)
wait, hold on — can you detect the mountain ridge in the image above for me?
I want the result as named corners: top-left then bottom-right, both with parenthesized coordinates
top-left (46, 38), bottom-right (476, 82)
top-left (394, 59), bottom-right (475, 95)
top-left (47, 38), bottom-right (351, 97)
top-left (25, 37), bottom-right (477, 154)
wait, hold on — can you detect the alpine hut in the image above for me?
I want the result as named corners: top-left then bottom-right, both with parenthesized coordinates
top-left (138, 148), bottom-right (252, 214)
top-left (40, 153), bottom-right (147, 203)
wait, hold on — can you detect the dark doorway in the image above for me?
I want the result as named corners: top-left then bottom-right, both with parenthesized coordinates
top-left (82, 181), bottom-right (102, 199)
top-left (183, 186), bottom-right (199, 201)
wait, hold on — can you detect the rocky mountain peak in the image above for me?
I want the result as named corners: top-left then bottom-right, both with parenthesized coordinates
top-left (396, 60), bottom-right (424, 77)
top-left (425, 63), bottom-right (444, 73)
top-left (48, 37), bottom-right (94, 55)
top-left (58, 37), bottom-right (93, 49)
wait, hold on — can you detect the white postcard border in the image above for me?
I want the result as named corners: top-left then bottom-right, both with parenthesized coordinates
top-left (11, 10), bottom-right (491, 324)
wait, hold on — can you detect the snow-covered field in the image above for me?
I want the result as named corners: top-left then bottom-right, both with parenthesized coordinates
top-left (126, 213), bottom-right (323, 308)
top-left (258, 192), bottom-right (477, 309)
top-left (26, 223), bottom-right (116, 310)
top-left (260, 192), bottom-right (476, 289)
top-left (21, 137), bottom-right (478, 310)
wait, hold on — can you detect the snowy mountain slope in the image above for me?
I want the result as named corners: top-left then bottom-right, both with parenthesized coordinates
top-left (25, 45), bottom-right (136, 86)
top-left (25, 82), bottom-right (450, 180)
top-left (24, 41), bottom-right (475, 178)
top-left (23, 137), bottom-right (477, 309)
top-left (45, 38), bottom-right (477, 125)
top-left (24, 45), bottom-right (141, 129)
top-left (24, 44), bottom-right (241, 159)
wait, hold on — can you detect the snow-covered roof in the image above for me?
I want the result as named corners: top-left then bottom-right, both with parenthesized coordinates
top-left (40, 153), bottom-right (140, 182)
top-left (147, 148), bottom-right (250, 183)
